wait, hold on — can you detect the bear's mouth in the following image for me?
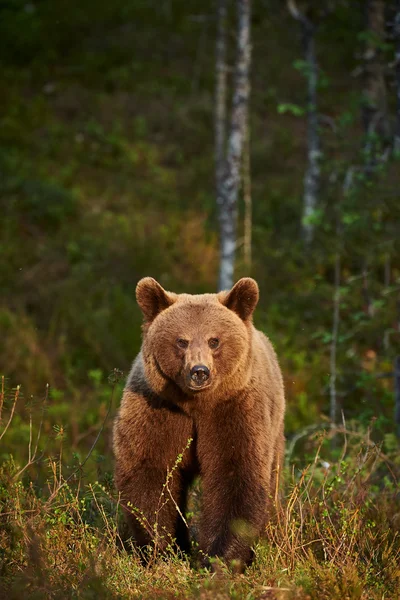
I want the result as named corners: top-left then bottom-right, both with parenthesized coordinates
top-left (186, 382), bottom-right (212, 392)
top-left (184, 373), bottom-right (213, 393)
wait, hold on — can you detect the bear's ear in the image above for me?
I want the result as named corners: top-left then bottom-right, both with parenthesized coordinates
top-left (220, 277), bottom-right (259, 321)
top-left (136, 277), bottom-right (176, 322)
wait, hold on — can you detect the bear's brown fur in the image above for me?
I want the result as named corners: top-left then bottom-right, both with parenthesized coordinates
top-left (113, 277), bottom-right (285, 567)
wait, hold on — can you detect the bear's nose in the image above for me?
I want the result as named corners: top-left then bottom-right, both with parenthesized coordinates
top-left (190, 364), bottom-right (210, 385)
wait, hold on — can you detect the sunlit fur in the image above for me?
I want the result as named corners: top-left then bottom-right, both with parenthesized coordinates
top-left (113, 277), bottom-right (285, 569)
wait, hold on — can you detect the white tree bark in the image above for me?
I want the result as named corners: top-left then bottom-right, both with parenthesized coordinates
top-left (303, 24), bottom-right (320, 244)
top-left (243, 118), bottom-right (252, 269)
top-left (215, 0), bottom-right (227, 192)
top-left (217, 0), bottom-right (251, 291)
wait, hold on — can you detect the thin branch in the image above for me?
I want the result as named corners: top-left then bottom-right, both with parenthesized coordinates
top-left (285, 423), bottom-right (328, 465)
top-left (0, 375), bottom-right (4, 424)
top-left (287, 0), bottom-right (312, 29)
top-left (0, 385), bottom-right (20, 442)
top-left (33, 384), bottom-right (48, 459)
top-left (14, 384), bottom-right (50, 480)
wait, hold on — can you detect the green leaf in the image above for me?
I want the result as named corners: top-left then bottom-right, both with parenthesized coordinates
top-left (302, 208), bottom-right (323, 227)
top-left (277, 103), bottom-right (305, 117)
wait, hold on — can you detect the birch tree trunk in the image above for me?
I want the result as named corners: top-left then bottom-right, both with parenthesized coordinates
top-left (215, 0), bottom-right (227, 195)
top-left (243, 107), bottom-right (252, 269)
top-left (362, 0), bottom-right (390, 166)
top-left (288, 1), bottom-right (321, 244)
top-left (217, 0), bottom-right (251, 292)
top-left (302, 20), bottom-right (320, 244)
top-left (394, 0), bottom-right (400, 153)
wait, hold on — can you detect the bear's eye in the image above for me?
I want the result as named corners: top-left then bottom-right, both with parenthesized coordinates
top-left (177, 338), bottom-right (189, 349)
top-left (208, 338), bottom-right (219, 350)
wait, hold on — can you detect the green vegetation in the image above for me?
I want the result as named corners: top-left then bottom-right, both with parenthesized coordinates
top-left (1, 385), bottom-right (399, 598)
top-left (0, 0), bottom-right (399, 597)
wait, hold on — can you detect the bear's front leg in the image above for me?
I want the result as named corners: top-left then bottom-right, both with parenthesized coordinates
top-left (197, 401), bottom-right (273, 568)
top-left (115, 462), bottom-right (189, 553)
top-left (113, 390), bottom-right (194, 555)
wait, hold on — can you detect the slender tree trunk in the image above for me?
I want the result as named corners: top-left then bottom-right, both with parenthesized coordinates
top-left (330, 252), bottom-right (340, 426)
top-left (394, 0), bottom-right (400, 152)
top-left (215, 0), bottom-right (227, 193)
top-left (218, 0), bottom-right (251, 291)
top-left (384, 254), bottom-right (391, 286)
top-left (302, 21), bottom-right (321, 244)
top-left (362, 263), bottom-right (374, 317)
top-left (330, 168), bottom-right (353, 426)
top-left (288, 1), bottom-right (321, 244)
top-left (243, 113), bottom-right (252, 269)
top-left (362, 0), bottom-right (390, 166)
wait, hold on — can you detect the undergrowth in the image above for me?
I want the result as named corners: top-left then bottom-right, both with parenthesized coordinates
top-left (0, 381), bottom-right (399, 600)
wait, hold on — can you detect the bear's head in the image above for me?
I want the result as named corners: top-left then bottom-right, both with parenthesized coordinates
top-left (136, 277), bottom-right (259, 398)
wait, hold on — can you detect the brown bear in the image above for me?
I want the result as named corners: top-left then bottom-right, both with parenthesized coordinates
top-left (113, 277), bottom-right (285, 568)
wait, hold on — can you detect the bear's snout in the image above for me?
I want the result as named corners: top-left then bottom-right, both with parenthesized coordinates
top-left (189, 364), bottom-right (210, 386)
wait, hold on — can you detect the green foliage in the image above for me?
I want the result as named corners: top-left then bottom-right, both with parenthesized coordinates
top-left (20, 180), bottom-right (78, 228)
top-left (0, 4), bottom-right (397, 416)
top-left (0, 394), bottom-right (399, 598)
top-left (0, 8), bottom-right (399, 595)
top-left (0, 1), bottom-right (398, 596)
top-left (277, 103), bottom-right (305, 117)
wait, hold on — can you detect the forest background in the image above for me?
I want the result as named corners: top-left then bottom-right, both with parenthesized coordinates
top-left (1, 0), bottom-right (400, 598)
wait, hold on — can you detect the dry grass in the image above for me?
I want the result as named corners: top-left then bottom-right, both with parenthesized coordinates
top-left (0, 387), bottom-right (399, 599)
